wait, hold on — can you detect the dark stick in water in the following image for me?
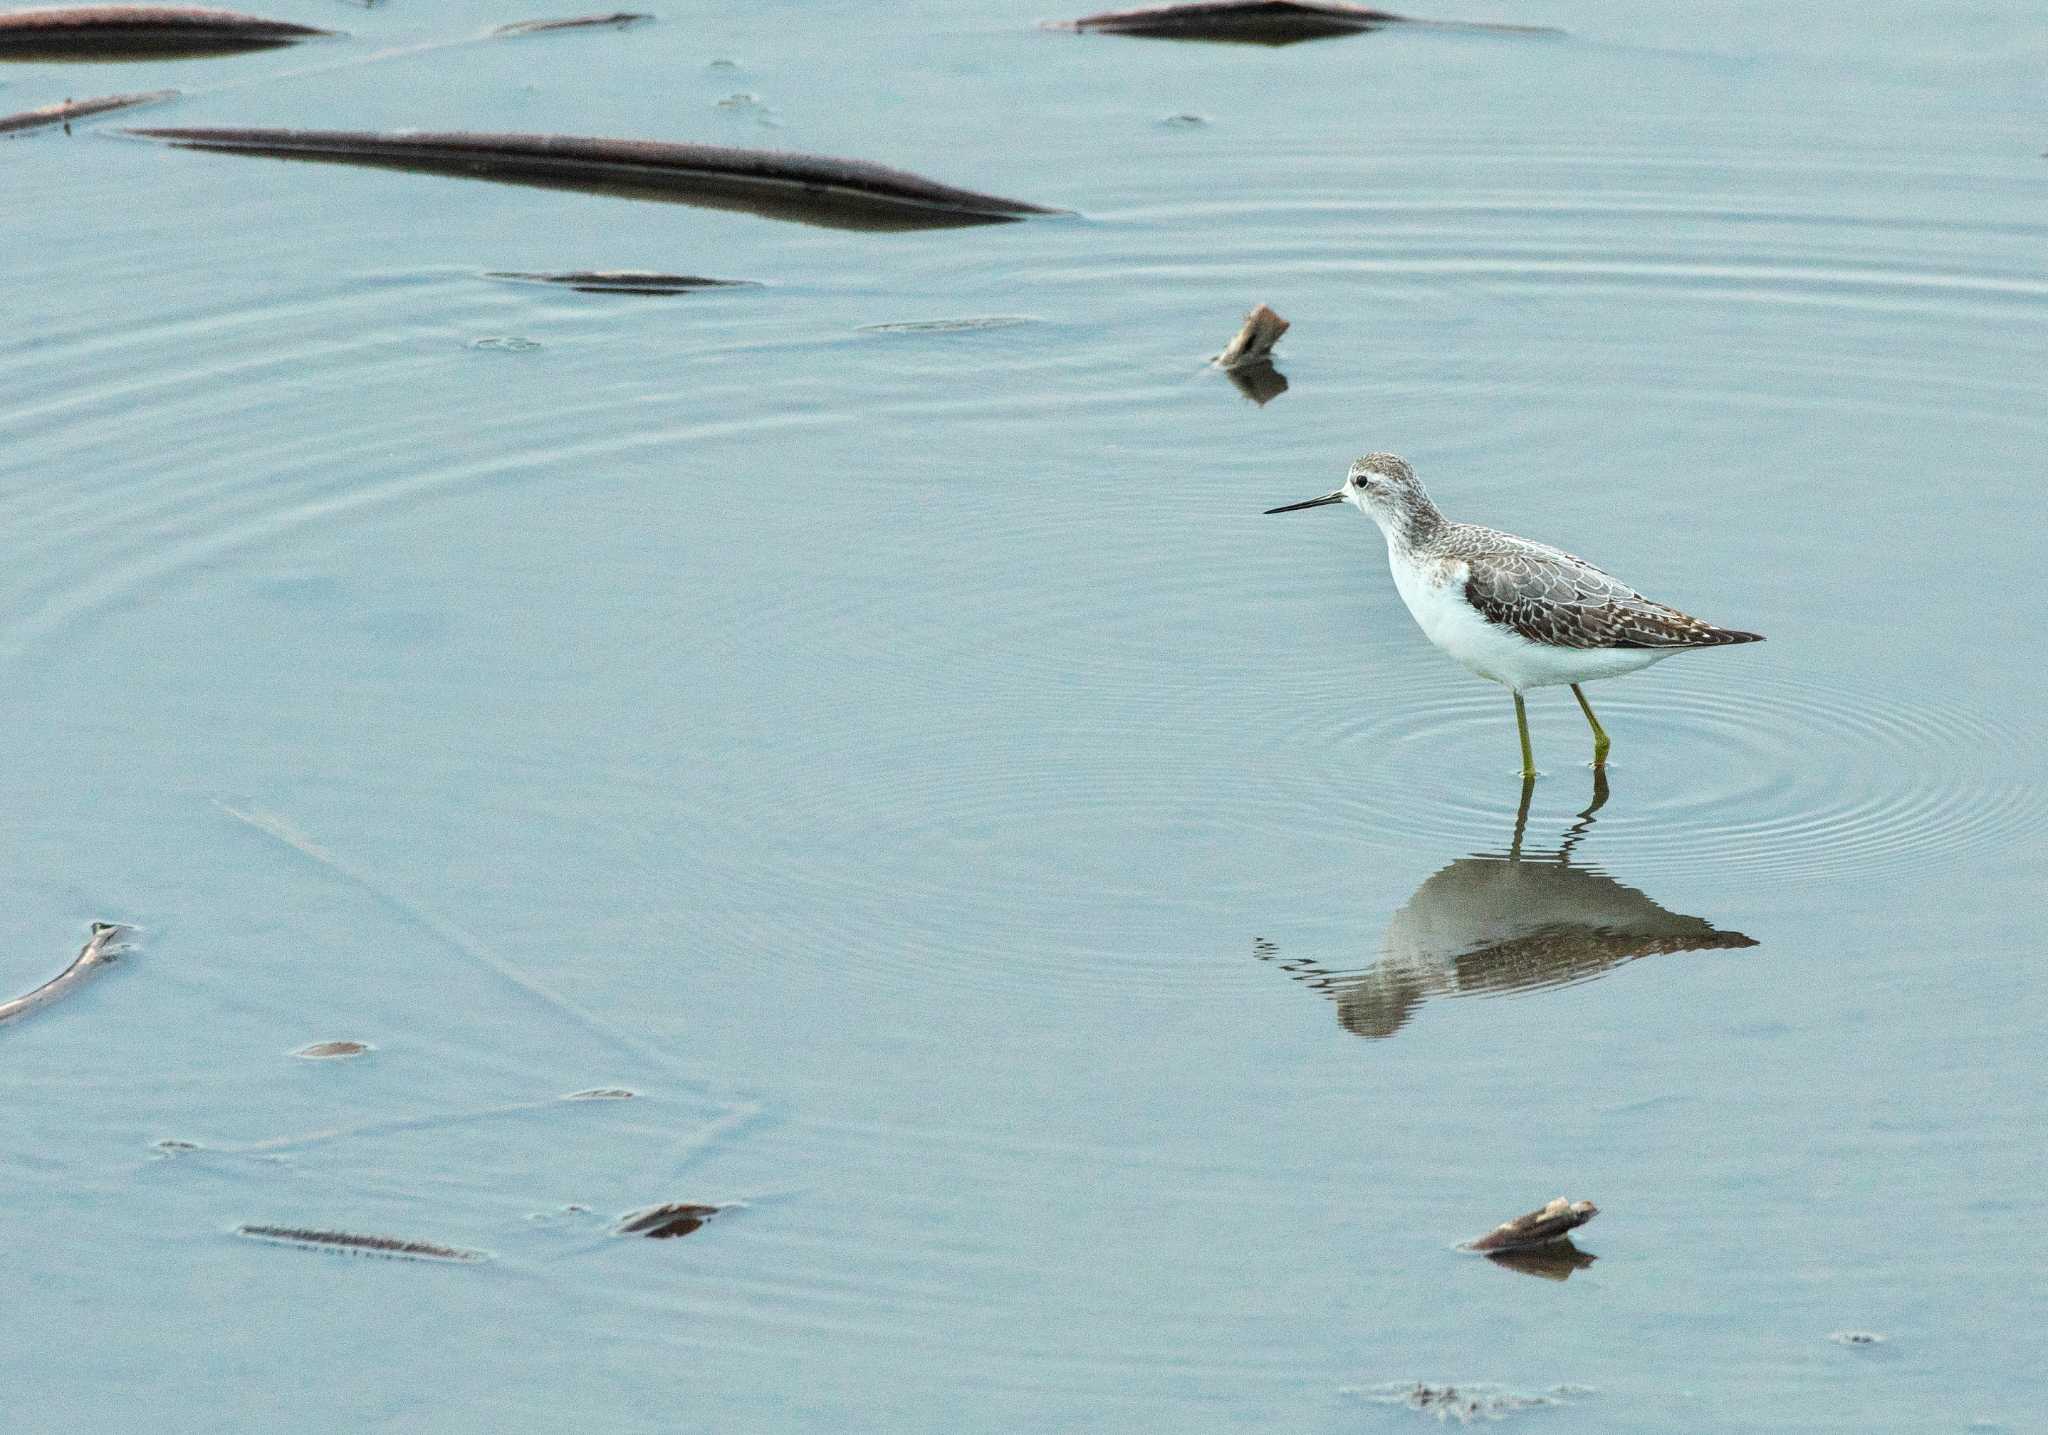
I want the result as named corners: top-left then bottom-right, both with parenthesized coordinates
top-left (616, 1202), bottom-right (724, 1239)
top-left (0, 6), bottom-right (334, 61)
top-left (1045, 0), bottom-right (1558, 45)
top-left (0, 922), bottom-right (134, 1027)
top-left (122, 127), bottom-right (1070, 230)
top-left (491, 12), bottom-right (651, 36)
top-left (486, 270), bottom-right (756, 294)
top-left (4, 14), bottom-right (661, 128)
top-left (235, 1225), bottom-right (489, 1263)
top-left (0, 88), bottom-right (179, 134)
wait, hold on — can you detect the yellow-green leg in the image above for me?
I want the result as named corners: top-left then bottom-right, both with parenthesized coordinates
top-left (1513, 692), bottom-right (1537, 780)
top-left (1571, 683), bottom-right (1611, 768)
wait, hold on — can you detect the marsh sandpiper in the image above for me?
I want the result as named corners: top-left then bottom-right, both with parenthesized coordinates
top-left (1266, 454), bottom-right (1763, 777)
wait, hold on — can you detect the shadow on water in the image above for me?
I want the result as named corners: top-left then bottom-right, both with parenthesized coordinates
top-left (1257, 771), bottom-right (1759, 1040)
top-left (1484, 1238), bottom-right (1597, 1282)
top-left (1223, 359), bottom-right (1288, 405)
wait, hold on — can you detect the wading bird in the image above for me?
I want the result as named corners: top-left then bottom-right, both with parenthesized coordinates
top-left (1266, 454), bottom-right (1762, 776)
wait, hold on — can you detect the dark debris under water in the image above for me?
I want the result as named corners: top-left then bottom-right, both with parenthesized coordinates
top-left (0, 5), bottom-right (333, 61)
top-left (1045, 0), bottom-right (1557, 46)
top-left (121, 126), bottom-right (1070, 231)
top-left (485, 269), bottom-right (756, 295)
top-left (235, 1224), bottom-right (490, 1263)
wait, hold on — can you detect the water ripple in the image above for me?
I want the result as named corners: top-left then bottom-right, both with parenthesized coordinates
top-left (1262, 662), bottom-right (2048, 882)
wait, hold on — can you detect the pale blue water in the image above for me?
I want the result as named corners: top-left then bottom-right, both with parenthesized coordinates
top-left (3, 2), bottom-right (2044, 1430)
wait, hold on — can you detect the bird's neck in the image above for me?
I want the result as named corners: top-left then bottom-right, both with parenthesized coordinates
top-left (1374, 493), bottom-right (1446, 553)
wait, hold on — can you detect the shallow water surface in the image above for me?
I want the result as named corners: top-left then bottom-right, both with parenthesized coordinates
top-left (3, 2), bottom-right (2044, 1430)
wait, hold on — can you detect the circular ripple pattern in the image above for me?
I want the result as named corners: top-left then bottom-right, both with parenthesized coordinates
top-left (1261, 659), bottom-right (2048, 883)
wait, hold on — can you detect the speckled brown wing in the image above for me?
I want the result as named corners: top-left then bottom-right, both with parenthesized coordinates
top-left (1453, 533), bottom-right (1764, 650)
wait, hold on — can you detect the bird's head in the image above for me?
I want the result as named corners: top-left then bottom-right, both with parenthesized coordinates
top-left (1265, 452), bottom-right (1424, 523)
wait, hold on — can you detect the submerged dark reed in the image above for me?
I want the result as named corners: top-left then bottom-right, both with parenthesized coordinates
top-left (236, 1225), bottom-right (489, 1263)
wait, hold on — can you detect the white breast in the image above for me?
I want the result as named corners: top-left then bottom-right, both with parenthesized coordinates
top-left (1384, 544), bottom-right (1670, 692)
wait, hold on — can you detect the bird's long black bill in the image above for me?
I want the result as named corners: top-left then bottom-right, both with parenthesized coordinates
top-left (1263, 490), bottom-right (1345, 514)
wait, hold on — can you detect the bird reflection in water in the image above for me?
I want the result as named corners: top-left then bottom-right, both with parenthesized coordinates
top-left (1257, 771), bottom-right (1757, 1040)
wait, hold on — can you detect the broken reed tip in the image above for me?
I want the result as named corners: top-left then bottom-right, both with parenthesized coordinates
top-left (1465, 1196), bottom-right (1598, 1252)
top-left (235, 1224), bottom-right (489, 1262)
top-left (616, 1202), bottom-right (725, 1238)
top-left (1214, 303), bottom-right (1289, 369)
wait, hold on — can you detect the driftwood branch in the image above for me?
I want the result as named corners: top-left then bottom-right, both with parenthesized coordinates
top-left (1213, 302), bottom-right (1289, 368)
top-left (0, 922), bottom-right (133, 1027)
top-left (491, 13), bottom-right (652, 37)
top-left (1464, 1196), bottom-right (1598, 1252)
top-left (1, 90), bottom-right (179, 137)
